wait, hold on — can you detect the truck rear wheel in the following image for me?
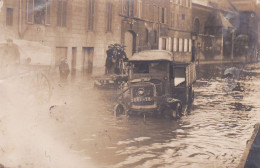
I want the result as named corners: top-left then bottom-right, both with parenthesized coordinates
top-left (173, 102), bottom-right (183, 119)
top-left (165, 102), bottom-right (182, 119)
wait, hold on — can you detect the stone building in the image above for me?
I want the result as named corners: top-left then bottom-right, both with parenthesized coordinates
top-left (192, 0), bottom-right (238, 62)
top-left (120, 0), bottom-right (193, 63)
top-left (0, 0), bottom-right (195, 77)
top-left (0, 0), bottom-right (122, 76)
top-left (230, 0), bottom-right (259, 63)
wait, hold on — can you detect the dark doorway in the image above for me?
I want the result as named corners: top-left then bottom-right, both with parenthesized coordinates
top-left (71, 47), bottom-right (77, 79)
top-left (82, 47), bottom-right (94, 75)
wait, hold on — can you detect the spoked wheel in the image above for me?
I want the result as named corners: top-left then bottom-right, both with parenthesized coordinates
top-left (113, 104), bottom-right (126, 116)
top-left (30, 72), bottom-right (52, 103)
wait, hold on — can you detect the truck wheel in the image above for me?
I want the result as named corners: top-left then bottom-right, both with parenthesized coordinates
top-left (113, 104), bottom-right (125, 116)
top-left (171, 102), bottom-right (182, 119)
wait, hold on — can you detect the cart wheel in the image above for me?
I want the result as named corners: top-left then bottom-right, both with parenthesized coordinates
top-left (32, 72), bottom-right (52, 103)
top-left (114, 104), bottom-right (125, 116)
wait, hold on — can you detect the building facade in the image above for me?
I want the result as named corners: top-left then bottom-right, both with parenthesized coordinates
top-left (120, 0), bottom-right (193, 63)
top-left (0, 0), bottom-right (122, 76)
top-left (0, 0), bottom-right (198, 77)
top-left (192, 0), bottom-right (238, 62)
top-left (230, 0), bottom-right (259, 63)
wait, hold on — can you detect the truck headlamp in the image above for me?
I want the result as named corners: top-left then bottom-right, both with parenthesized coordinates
top-left (137, 88), bottom-right (145, 96)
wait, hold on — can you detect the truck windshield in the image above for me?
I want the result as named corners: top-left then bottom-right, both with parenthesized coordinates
top-left (150, 62), bottom-right (167, 74)
top-left (133, 62), bottom-right (167, 74)
top-left (133, 62), bottom-right (149, 73)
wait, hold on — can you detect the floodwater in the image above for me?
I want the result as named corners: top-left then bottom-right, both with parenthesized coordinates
top-left (73, 63), bottom-right (260, 168)
top-left (1, 63), bottom-right (260, 168)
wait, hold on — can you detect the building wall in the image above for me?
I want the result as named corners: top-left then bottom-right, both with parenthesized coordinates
top-left (120, 0), bottom-right (193, 63)
top-left (1, 0), bottom-right (122, 76)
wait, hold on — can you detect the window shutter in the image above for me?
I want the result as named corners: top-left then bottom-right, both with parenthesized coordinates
top-left (45, 0), bottom-right (51, 25)
top-left (27, 0), bottom-right (34, 23)
top-left (57, 0), bottom-right (62, 26)
top-left (62, 0), bottom-right (67, 26)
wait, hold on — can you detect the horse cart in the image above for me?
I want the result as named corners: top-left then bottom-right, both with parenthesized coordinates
top-left (114, 50), bottom-right (196, 119)
top-left (0, 39), bottom-right (52, 104)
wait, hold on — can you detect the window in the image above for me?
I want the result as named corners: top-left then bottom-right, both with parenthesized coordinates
top-left (173, 38), bottom-right (178, 52)
top-left (187, 0), bottom-right (191, 8)
top-left (88, 0), bottom-right (95, 30)
top-left (179, 38), bottom-right (183, 52)
top-left (153, 6), bottom-right (158, 22)
top-left (137, 0), bottom-right (142, 18)
top-left (26, 0), bottom-right (51, 25)
top-left (189, 39), bottom-right (192, 52)
top-left (154, 31), bottom-right (157, 43)
top-left (57, 0), bottom-right (67, 27)
top-left (106, 2), bottom-right (113, 32)
top-left (172, 38), bottom-right (174, 51)
top-left (133, 62), bottom-right (149, 74)
top-left (145, 29), bottom-right (149, 43)
top-left (182, 14), bottom-right (185, 20)
top-left (162, 38), bottom-right (167, 50)
top-left (168, 38), bottom-right (172, 51)
top-left (122, 0), bottom-right (134, 16)
top-left (171, 12), bottom-right (175, 27)
top-left (161, 7), bottom-right (166, 24)
top-left (6, 8), bottom-right (13, 26)
top-left (150, 62), bottom-right (168, 74)
top-left (184, 39), bottom-right (188, 52)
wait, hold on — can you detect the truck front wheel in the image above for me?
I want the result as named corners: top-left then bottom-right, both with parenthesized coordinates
top-left (113, 104), bottom-right (125, 116)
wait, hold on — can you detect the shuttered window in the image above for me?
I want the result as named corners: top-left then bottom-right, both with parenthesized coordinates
top-left (106, 2), bottom-right (113, 32)
top-left (88, 0), bottom-right (95, 30)
top-left (6, 8), bottom-right (13, 26)
top-left (161, 7), bottom-right (166, 24)
top-left (57, 0), bottom-right (67, 27)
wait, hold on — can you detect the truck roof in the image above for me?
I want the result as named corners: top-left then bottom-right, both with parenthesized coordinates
top-left (129, 50), bottom-right (174, 62)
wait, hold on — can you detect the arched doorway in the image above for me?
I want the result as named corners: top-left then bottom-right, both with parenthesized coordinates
top-left (124, 31), bottom-right (136, 57)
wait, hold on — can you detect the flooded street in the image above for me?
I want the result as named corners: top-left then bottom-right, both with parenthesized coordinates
top-left (1, 64), bottom-right (260, 168)
top-left (70, 64), bottom-right (260, 168)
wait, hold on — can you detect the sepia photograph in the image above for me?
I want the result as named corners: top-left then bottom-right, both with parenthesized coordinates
top-left (0, 0), bottom-right (260, 167)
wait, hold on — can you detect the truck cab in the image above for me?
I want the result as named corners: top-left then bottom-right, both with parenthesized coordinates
top-left (114, 50), bottom-right (196, 119)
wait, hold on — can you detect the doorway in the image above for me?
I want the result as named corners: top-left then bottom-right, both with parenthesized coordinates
top-left (71, 47), bottom-right (77, 78)
top-left (55, 47), bottom-right (67, 66)
top-left (82, 47), bottom-right (94, 75)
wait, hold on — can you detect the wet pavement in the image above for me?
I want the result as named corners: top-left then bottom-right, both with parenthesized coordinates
top-left (1, 63), bottom-right (260, 168)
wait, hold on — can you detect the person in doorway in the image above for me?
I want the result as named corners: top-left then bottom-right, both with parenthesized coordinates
top-left (59, 58), bottom-right (70, 82)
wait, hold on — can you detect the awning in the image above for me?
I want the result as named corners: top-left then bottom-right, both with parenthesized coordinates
top-left (219, 12), bottom-right (233, 28)
top-left (205, 12), bottom-right (233, 28)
